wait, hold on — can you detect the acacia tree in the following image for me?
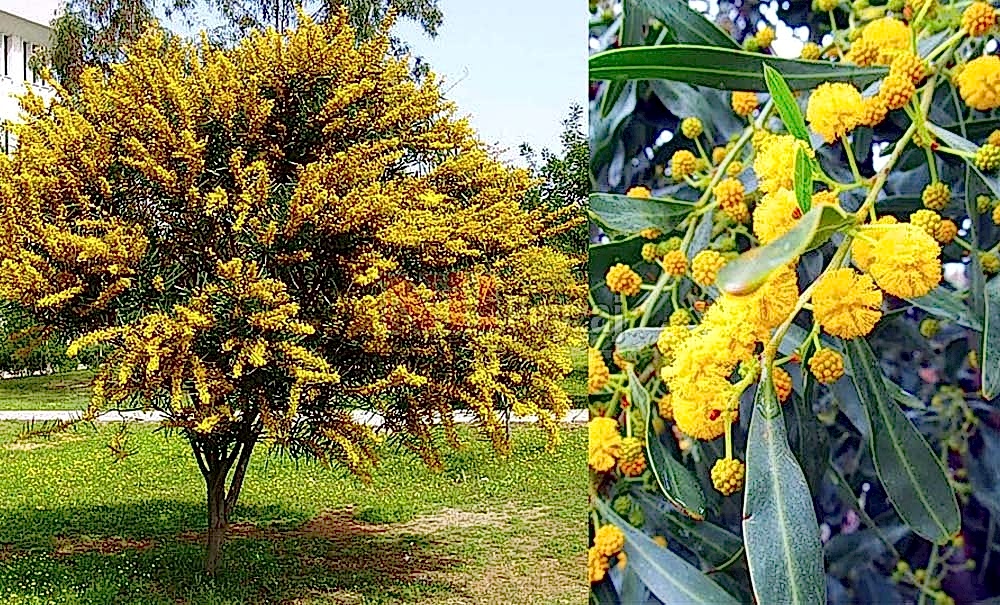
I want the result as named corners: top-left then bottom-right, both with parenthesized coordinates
top-left (0, 13), bottom-right (580, 574)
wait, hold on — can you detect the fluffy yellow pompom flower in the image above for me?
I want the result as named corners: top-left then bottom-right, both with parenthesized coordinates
top-left (659, 250), bottom-right (687, 277)
top-left (669, 308), bottom-right (692, 326)
top-left (691, 250), bottom-right (727, 286)
top-left (935, 219), bottom-right (958, 244)
top-left (756, 26), bottom-right (776, 49)
top-left (671, 149), bottom-right (698, 179)
top-left (963, 2), bottom-right (998, 36)
top-left (994, 202), bottom-right (1000, 225)
top-left (910, 209), bottom-right (943, 237)
top-left (809, 348), bottom-right (845, 384)
top-left (922, 182), bottom-right (950, 210)
top-left (847, 38), bottom-right (879, 67)
top-left (817, 0), bottom-right (839, 12)
top-left (626, 186), bottom-right (651, 198)
top-left (681, 117), bottom-right (704, 139)
top-left (588, 348), bottom-right (611, 394)
top-left (619, 436), bottom-right (647, 477)
top-left (812, 268), bottom-right (884, 338)
top-left (880, 73), bottom-right (917, 110)
top-left (656, 325), bottom-right (691, 361)
top-left (658, 393), bottom-right (673, 421)
top-left (890, 52), bottom-right (927, 84)
top-left (852, 215), bottom-right (898, 271)
top-left (672, 373), bottom-right (733, 440)
top-left (976, 144), bottom-right (1000, 171)
top-left (713, 177), bottom-right (748, 222)
top-left (773, 366), bottom-right (793, 402)
top-left (812, 190), bottom-right (840, 207)
top-left (957, 55), bottom-right (1000, 111)
top-left (807, 82), bottom-right (864, 143)
top-left (860, 95), bottom-right (889, 127)
top-left (594, 524), bottom-right (625, 557)
top-left (861, 17), bottom-right (911, 64)
top-left (732, 91), bottom-right (760, 117)
top-left (982, 252), bottom-right (1000, 273)
top-left (711, 457), bottom-right (745, 496)
top-left (588, 417), bottom-right (622, 472)
top-left (868, 224), bottom-right (942, 298)
top-left (725, 264), bottom-right (799, 330)
top-left (606, 263), bottom-right (642, 296)
top-left (753, 188), bottom-right (800, 244)
top-left (753, 134), bottom-right (810, 193)
top-left (588, 547), bottom-right (609, 583)
top-left (801, 42), bottom-right (822, 60)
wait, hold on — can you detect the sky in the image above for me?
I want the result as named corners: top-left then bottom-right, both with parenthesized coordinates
top-left (393, 1), bottom-right (587, 161)
top-left (4, 0), bottom-right (61, 26)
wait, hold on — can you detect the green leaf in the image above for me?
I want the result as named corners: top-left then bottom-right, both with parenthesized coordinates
top-left (615, 328), bottom-right (663, 364)
top-left (717, 204), bottom-right (853, 295)
top-left (743, 367), bottom-right (826, 605)
top-left (589, 45), bottom-right (888, 91)
top-left (909, 287), bottom-right (983, 331)
top-left (631, 489), bottom-right (744, 568)
top-left (629, 0), bottom-right (739, 49)
top-left (628, 366), bottom-right (707, 519)
top-left (794, 147), bottom-right (813, 213)
top-left (764, 64), bottom-right (810, 142)
top-left (926, 123), bottom-right (1000, 201)
top-left (594, 500), bottom-right (740, 605)
top-left (589, 193), bottom-right (695, 236)
top-left (844, 339), bottom-right (960, 543)
top-left (984, 277), bottom-right (1000, 399)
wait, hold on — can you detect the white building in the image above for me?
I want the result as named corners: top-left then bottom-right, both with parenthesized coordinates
top-left (0, 2), bottom-right (59, 152)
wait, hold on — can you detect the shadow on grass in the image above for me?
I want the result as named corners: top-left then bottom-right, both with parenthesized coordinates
top-left (0, 501), bottom-right (467, 604)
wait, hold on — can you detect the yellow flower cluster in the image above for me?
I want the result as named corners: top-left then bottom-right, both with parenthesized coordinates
top-left (806, 82), bottom-right (864, 143)
top-left (589, 417), bottom-right (622, 472)
top-left (618, 436), bottom-right (647, 476)
top-left (809, 348), bottom-right (845, 384)
top-left (711, 457), bottom-right (745, 495)
top-left (606, 263), bottom-right (642, 296)
top-left (957, 56), bottom-right (1000, 111)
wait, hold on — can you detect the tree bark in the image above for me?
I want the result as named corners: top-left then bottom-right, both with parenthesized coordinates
top-left (205, 467), bottom-right (228, 576)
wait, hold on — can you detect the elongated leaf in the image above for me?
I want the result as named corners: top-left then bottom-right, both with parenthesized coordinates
top-left (589, 45), bottom-right (888, 91)
top-left (984, 276), bottom-right (1000, 399)
top-left (631, 489), bottom-right (744, 568)
top-left (794, 147), bottom-right (813, 213)
top-left (629, 367), bottom-right (707, 519)
top-left (784, 388), bottom-right (829, 498)
top-left (765, 64), bottom-right (809, 142)
top-left (743, 368), bottom-right (826, 605)
top-left (630, 0), bottom-right (739, 49)
top-left (927, 123), bottom-right (1000, 201)
top-left (845, 339), bottom-right (960, 543)
top-left (717, 204), bottom-right (853, 295)
top-left (909, 287), bottom-right (983, 331)
top-left (589, 193), bottom-right (696, 236)
top-left (591, 579), bottom-right (620, 605)
top-left (618, 566), bottom-right (651, 605)
top-left (595, 500), bottom-right (741, 605)
top-left (615, 328), bottom-right (663, 364)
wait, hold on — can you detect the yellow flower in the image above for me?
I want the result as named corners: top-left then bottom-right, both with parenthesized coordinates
top-left (588, 546), bottom-right (609, 583)
top-left (879, 73), bottom-right (916, 110)
top-left (860, 96), bottom-right (889, 127)
top-left (661, 250), bottom-right (687, 276)
top-left (588, 348), bottom-right (610, 394)
top-left (922, 182), bottom-right (950, 210)
top-left (910, 209), bottom-right (942, 237)
top-left (657, 393), bottom-right (673, 421)
top-left (725, 264), bottom-right (799, 330)
top-left (851, 215), bottom-right (898, 271)
top-left (753, 134), bottom-right (810, 193)
top-left (619, 436), bottom-right (647, 476)
top-left (812, 190), bottom-right (840, 207)
top-left (672, 372), bottom-right (733, 440)
top-left (846, 38), bottom-right (879, 67)
top-left (889, 51), bottom-right (927, 84)
top-left (935, 219), bottom-right (958, 244)
top-left (588, 417), bottom-right (621, 472)
top-left (195, 414), bottom-right (221, 434)
top-left (963, 2), bottom-right (998, 36)
top-left (626, 186), bottom-right (651, 198)
top-left (731, 91), bottom-right (759, 117)
top-left (755, 26), bottom-right (776, 49)
top-left (990, 129), bottom-right (1000, 146)
top-left (711, 457), bottom-right (745, 495)
top-left (713, 177), bottom-right (748, 222)
top-left (817, 0), bottom-right (839, 12)
top-left (657, 325), bottom-right (692, 365)
top-left (669, 308), bottom-right (691, 326)
top-left (712, 146), bottom-right (728, 164)
top-left (799, 42), bottom-right (821, 61)
top-left (691, 250), bottom-right (727, 286)
top-left (809, 348), bottom-right (845, 384)
top-left (976, 144), bottom-right (1000, 171)
top-left (812, 268), bottom-right (884, 338)
top-left (753, 188), bottom-right (800, 244)
top-left (606, 263), bottom-right (642, 296)
top-left (807, 82), bottom-right (864, 143)
top-left (957, 55), bottom-right (1000, 111)
top-left (681, 117), bottom-right (704, 139)
top-left (671, 150), bottom-right (698, 179)
top-left (982, 252), bottom-right (1000, 273)
top-left (773, 366), bottom-right (793, 402)
top-left (868, 224), bottom-right (942, 298)
top-left (861, 17), bottom-right (911, 63)
top-left (594, 524), bottom-right (625, 557)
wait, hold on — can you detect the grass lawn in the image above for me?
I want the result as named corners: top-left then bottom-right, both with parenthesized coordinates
top-left (0, 421), bottom-right (585, 604)
top-left (0, 371), bottom-right (93, 411)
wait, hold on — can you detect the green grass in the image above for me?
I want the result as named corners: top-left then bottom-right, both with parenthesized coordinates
top-left (0, 422), bottom-right (585, 604)
top-left (0, 371), bottom-right (93, 411)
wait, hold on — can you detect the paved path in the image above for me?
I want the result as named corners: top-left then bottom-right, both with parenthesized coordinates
top-left (0, 409), bottom-right (590, 424)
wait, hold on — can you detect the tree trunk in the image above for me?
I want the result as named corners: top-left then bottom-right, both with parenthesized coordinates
top-left (196, 429), bottom-right (259, 576)
top-left (205, 469), bottom-right (228, 576)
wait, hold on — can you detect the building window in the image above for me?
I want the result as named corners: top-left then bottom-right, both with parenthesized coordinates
top-left (23, 41), bottom-right (29, 81)
top-left (2, 36), bottom-right (8, 77)
top-left (31, 45), bottom-right (41, 84)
